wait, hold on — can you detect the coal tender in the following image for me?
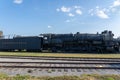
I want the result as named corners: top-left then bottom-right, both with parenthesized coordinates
top-left (0, 36), bottom-right (43, 52)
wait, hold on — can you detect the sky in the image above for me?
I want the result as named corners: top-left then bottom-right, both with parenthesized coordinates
top-left (0, 0), bottom-right (120, 37)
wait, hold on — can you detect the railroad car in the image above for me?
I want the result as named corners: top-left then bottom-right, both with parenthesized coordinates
top-left (0, 36), bottom-right (43, 51)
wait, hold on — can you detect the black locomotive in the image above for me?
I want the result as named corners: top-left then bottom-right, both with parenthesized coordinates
top-left (0, 30), bottom-right (120, 53)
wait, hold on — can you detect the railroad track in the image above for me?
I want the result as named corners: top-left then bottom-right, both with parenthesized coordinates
top-left (0, 56), bottom-right (120, 62)
top-left (0, 56), bottom-right (120, 76)
top-left (0, 56), bottom-right (120, 70)
top-left (1, 66), bottom-right (120, 69)
top-left (0, 61), bottom-right (120, 69)
top-left (0, 61), bottom-right (120, 64)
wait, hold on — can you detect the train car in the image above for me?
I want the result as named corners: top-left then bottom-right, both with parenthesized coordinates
top-left (0, 36), bottom-right (43, 51)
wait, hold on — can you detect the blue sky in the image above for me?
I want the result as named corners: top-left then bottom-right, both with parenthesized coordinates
top-left (0, 0), bottom-right (120, 37)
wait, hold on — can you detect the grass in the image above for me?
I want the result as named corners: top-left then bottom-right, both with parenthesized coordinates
top-left (1, 52), bottom-right (120, 58)
top-left (0, 52), bottom-right (120, 58)
top-left (0, 73), bottom-right (120, 80)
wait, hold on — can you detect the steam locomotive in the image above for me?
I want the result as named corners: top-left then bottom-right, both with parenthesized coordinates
top-left (0, 30), bottom-right (120, 53)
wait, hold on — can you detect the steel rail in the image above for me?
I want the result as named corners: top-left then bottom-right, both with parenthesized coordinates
top-left (0, 56), bottom-right (120, 62)
top-left (0, 65), bottom-right (120, 69)
top-left (0, 61), bottom-right (120, 64)
top-left (1, 56), bottom-right (120, 59)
